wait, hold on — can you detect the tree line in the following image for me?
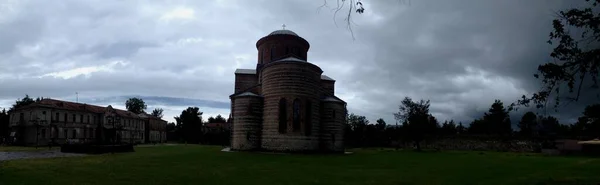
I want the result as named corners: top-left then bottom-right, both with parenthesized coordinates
top-left (344, 97), bottom-right (600, 150)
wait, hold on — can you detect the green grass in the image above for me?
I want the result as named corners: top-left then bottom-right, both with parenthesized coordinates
top-left (1, 145), bottom-right (599, 185)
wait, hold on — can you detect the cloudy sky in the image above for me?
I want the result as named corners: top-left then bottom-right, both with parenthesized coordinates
top-left (0, 0), bottom-right (596, 125)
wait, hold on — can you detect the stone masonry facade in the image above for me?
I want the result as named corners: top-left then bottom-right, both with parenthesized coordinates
top-left (230, 29), bottom-right (347, 153)
top-left (8, 98), bottom-right (167, 146)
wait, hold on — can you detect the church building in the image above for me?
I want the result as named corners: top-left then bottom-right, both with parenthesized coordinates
top-left (230, 28), bottom-right (347, 153)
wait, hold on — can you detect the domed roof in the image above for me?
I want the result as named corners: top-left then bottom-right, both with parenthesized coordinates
top-left (268, 29), bottom-right (299, 36)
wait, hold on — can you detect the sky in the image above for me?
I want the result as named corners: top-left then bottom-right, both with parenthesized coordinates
top-left (0, 0), bottom-right (597, 125)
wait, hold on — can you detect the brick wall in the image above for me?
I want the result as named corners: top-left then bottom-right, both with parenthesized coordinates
top-left (260, 62), bottom-right (322, 152)
top-left (256, 34), bottom-right (310, 65)
top-left (319, 101), bottom-right (345, 152)
top-left (235, 74), bottom-right (258, 94)
top-left (231, 95), bottom-right (263, 151)
top-left (321, 80), bottom-right (335, 96)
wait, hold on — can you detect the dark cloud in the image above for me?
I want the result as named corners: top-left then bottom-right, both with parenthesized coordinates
top-left (0, 0), bottom-right (597, 124)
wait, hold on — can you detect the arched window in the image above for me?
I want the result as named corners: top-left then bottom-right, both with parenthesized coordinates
top-left (332, 110), bottom-right (336, 119)
top-left (285, 47), bottom-right (290, 55)
top-left (278, 98), bottom-right (287, 133)
top-left (292, 47), bottom-right (299, 57)
top-left (270, 46), bottom-right (275, 61)
top-left (259, 50), bottom-right (263, 64)
top-left (305, 100), bottom-right (312, 136)
top-left (293, 99), bottom-right (301, 131)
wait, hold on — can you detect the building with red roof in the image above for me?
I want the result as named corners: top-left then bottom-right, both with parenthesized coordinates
top-left (8, 98), bottom-right (166, 146)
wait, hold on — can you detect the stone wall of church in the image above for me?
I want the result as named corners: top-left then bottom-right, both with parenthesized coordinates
top-left (231, 95), bottom-right (263, 151)
top-left (234, 74), bottom-right (258, 94)
top-left (256, 35), bottom-right (310, 65)
top-left (321, 80), bottom-right (335, 96)
top-left (260, 62), bottom-right (323, 152)
top-left (319, 101), bottom-right (346, 152)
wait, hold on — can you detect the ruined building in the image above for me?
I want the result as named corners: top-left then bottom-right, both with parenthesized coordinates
top-left (230, 29), bottom-right (347, 153)
top-left (8, 98), bottom-right (167, 146)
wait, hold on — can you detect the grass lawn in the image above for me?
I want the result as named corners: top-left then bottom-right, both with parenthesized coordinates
top-left (1, 145), bottom-right (599, 185)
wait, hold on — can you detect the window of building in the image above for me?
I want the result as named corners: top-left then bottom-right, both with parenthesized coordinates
top-left (87, 115), bottom-right (90, 123)
top-left (41, 129), bottom-right (46, 138)
top-left (55, 113), bottom-right (59, 121)
top-left (72, 130), bottom-right (76, 139)
top-left (72, 114), bottom-right (76, 123)
top-left (42, 111), bottom-right (46, 115)
top-left (64, 129), bottom-right (68, 138)
top-left (259, 50), bottom-right (263, 64)
top-left (270, 45), bottom-right (275, 61)
top-left (19, 113), bottom-right (24, 122)
top-left (293, 99), bottom-right (300, 131)
top-left (333, 110), bottom-right (336, 119)
top-left (305, 100), bottom-right (312, 136)
top-left (80, 115), bottom-right (83, 123)
top-left (285, 47), bottom-right (289, 55)
top-left (278, 98), bottom-right (287, 133)
top-left (64, 114), bottom-right (67, 123)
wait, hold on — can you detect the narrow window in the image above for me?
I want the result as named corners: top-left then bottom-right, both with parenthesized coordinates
top-left (56, 113), bottom-right (59, 121)
top-left (41, 129), bottom-right (46, 138)
top-left (72, 114), bottom-right (76, 123)
top-left (87, 115), bottom-right (90, 123)
top-left (72, 130), bottom-right (77, 139)
top-left (259, 50), bottom-right (263, 64)
top-left (292, 47), bottom-right (299, 56)
top-left (64, 129), bottom-right (68, 139)
top-left (278, 98), bottom-right (287, 133)
top-left (293, 99), bottom-right (300, 131)
top-left (270, 46), bottom-right (275, 61)
top-left (64, 114), bottom-right (67, 123)
top-left (285, 47), bottom-right (289, 55)
top-left (80, 115), bottom-right (83, 123)
top-left (42, 111), bottom-right (46, 115)
top-left (305, 100), bottom-right (312, 136)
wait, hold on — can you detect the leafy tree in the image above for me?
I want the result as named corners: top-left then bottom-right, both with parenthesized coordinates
top-left (175, 107), bottom-right (203, 144)
top-left (482, 100), bottom-right (512, 135)
top-left (538, 115), bottom-right (561, 137)
top-left (518, 111), bottom-right (538, 137)
top-left (346, 113), bottom-right (369, 147)
top-left (347, 113), bottom-right (369, 131)
top-left (9, 94), bottom-right (36, 112)
top-left (468, 119), bottom-right (488, 135)
top-left (441, 120), bottom-right (457, 135)
top-left (514, 0), bottom-right (600, 110)
top-left (456, 122), bottom-right (466, 135)
top-left (207, 115), bottom-right (227, 123)
top-left (0, 109), bottom-right (9, 140)
top-left (151, 108), bottom-right (164, 118)
top-left (214, 115), bottom-right (227, 123)
top-left (375, 118), bottom-right (387, 131)
top-left (576, 104), bottom-right (600, 138)
top-left (125, 97), bottom-right (147, 114)
top-left (393, 97), bottom-right (436, 151)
